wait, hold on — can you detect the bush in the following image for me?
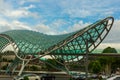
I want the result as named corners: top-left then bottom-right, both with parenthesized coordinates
top-left (24, 76), bottom-right (29, 80)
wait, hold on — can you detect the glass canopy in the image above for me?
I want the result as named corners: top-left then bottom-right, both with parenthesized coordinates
top-left (0, 17), bottom-right (114, 75)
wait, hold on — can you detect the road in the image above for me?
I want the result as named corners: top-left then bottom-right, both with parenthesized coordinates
top-left (0, 73), bottom-right (70, 80)
top-left (0, 78), bottom-right (12, 80)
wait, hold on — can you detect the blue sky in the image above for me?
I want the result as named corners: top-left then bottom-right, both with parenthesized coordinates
top-left (0, 0), bottom-right (120, 49)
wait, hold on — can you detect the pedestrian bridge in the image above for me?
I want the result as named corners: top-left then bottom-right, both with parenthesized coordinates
top-left (0, 17), bottom-right (114, 76)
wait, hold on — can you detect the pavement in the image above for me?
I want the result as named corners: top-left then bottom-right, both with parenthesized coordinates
top-left (0, 75), bottom-right (13, 80)
top-left (0, 77), bottom-right (12, 80)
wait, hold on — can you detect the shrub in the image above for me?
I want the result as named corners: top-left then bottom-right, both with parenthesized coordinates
top-left (24, 76), bottom-right (29, 80)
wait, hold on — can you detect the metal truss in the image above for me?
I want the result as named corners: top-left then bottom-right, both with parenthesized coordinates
top-left (50, 17), bottom-right (114, 62)
top-left (0, 17), bottom-right (114, 76)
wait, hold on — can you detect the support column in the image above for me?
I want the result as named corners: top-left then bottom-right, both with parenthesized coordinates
top-left (18, 60), bottom-right (25, 76)
top-left (85, 41), bottom-right (88, 80)
top-left (18, 59), bottom-right (30, 76)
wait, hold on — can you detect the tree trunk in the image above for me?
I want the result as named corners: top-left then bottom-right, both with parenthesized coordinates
top-left (105, 63), bottom-right (111, 75)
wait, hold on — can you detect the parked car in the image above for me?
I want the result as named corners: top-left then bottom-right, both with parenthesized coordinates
top-left (41, 74), bottom-right (55, 80)
top-left (72, 73), bottom-right (87, 80)
top-left (107, 75), bottom-right (120, 80)
top-left (13, 74), bottom-right (40, 80)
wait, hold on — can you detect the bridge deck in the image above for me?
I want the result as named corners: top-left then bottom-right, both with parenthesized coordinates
top-left (1, 53), bottom-right (120, 57)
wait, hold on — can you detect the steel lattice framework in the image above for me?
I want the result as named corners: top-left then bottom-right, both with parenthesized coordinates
top-left (0, 17), bottom-right (114, 75)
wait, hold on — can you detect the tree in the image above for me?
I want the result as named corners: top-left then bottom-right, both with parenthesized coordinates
top-left (89, 60), bottom-right (102, 74)
top-left (30, 65), bottom-right (39, 71)
top-left (45, 59), bottom-right (58, 71)
top-left (99, 46), bottom-right (117, 75)
top-left (102, 47), bottom-right (117, 53)
top-left (112, 58), bottom-right (120, 73)
top-left (24, 76), bottom-right (29, 80)
top-left (44, 58), bottom-right (65, 71)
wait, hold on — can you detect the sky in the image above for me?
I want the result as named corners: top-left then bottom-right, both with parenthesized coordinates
top-left (0, 0), bottom-right (120, 49)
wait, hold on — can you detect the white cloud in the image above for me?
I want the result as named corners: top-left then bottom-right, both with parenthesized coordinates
top-left (68, 21), bottom-right (91, 32)
top-left (103, 19), bottom-right (120, 43)
top-left (0, 0), bottom-right (12, 9)
top-left (0, 0), bottom-right (12, 16)
top-left (0, 18), bottom-right (12, 32)
top-left (0, 17), bottom-right (33, 33)
top-left (60, 0), bottom-right (120, 18)
top-left (34, 24), bottom-right (56, 34)
top-left (6, 9), bottom-right (29, 18)
top-left (50, 19), bottom-right (67, 29)
top-left (65, 8), bottom-right (91, 18)
top-left (34, 20), bottom-right (69, 35)
top-left (42, 19), bottom-right (91, 35)
top-left (11, 21), bottom-right (33, 30)
top-left (0, 0), bottom-right (39, 19)
top-left (61, 0), bottom-right (92, 18)
top-left (19, 0), bottom-right (40, 5)
top-left (3, 8), bottom-right (39, 19)
top-left (0, 0), bottom-right (119, 43)
top-left (24, 4), bottom-right (36, 10)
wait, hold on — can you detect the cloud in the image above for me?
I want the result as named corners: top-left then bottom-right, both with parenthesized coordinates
top-left (24, 4), bottom-right (36, 10)
top-left (0, 0), bottom-right (12, 16)
top-left (64, 8), bottom-right (91, 18)
top-left (34, 23), bottom-right (67, 35)
top-left (0, 0), bottom-right (120, 53)
top-left (103, 19), bottom-right (120, 43)
top-left (68, 20), bottom-right (91, 32)
top-left (5, 9), bottom-right (39, 19)
top-left (6, 9), bottom-right (29, 18)
top-left (0, 0), bottom-right (39, 20)
top-left (11, 21), bottom-right (33, 30)
top-left (50, 19), bottom-right (67, 29)
top-left (34, 24), bottom-right (51, 33)
top-left (35, 19), bottom-right (91, 35)
top-left (19, 0), bottom-right (40, 5)
top-left (0, 17), bottom-right (33, 33)
top-left (3, 7), bottom-right (39, 19)
top-left (60, 0), bottom-right (120, 18)
top-left (0, 0), bottom-right (120, 42)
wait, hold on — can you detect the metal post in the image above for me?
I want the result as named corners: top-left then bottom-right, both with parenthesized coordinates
top-left (85, 41), bottom-right (88, 80)
top-left (18, 60), bottom-right (25, 76)
top-left (18, 59), bottom-right (30, 76)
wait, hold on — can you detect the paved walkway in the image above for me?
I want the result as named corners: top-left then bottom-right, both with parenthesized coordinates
top-left (0, 75), bottom-right (13, 80)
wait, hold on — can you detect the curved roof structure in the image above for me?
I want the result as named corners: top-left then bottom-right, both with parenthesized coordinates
top-left (0, 30), bottom-right (75, 54)
top-left (0, 17), bottom-right (114, 75)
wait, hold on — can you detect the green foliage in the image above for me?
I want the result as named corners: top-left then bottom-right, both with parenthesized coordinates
top-left (89, 60), bottom-right (102, 74)
top-left (98, 46), bottom-right (118, 75)
top-left (24, 76), bottom-right (29, 80)
top-left (69, 63), bottom-right (81, 70)
top-left (112, 58), bottom-right (120, 70)
top-left (99, 46), bottom-right (117, 65)
top-left (45, 59), bottom-right (58, 71)
top-left (44, 58), bottom-right (64, 71)
top-left (30, 65), bottom-right (39, 71)
top-left (69, 78), bottom-right (74, 80)
top-left (102, 46), bottom-right (117, 53)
